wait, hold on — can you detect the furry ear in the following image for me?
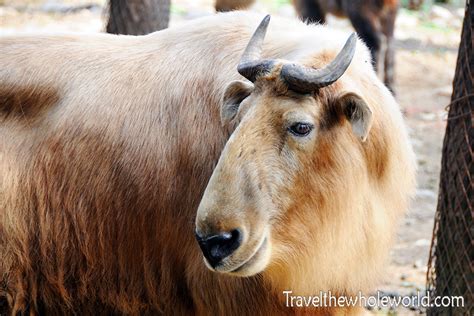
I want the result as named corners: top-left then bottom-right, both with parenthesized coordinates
top-left (339, 92), bottom-right (373, 142)
top-left (221, 80), bottom-right (254, 126)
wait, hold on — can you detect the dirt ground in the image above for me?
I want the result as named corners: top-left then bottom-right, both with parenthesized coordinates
top-left (0, 1), bottom-right (465, 314)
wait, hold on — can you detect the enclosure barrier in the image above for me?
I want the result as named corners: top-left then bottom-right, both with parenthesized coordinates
top-left (426, 0), bottom-right (473, 315)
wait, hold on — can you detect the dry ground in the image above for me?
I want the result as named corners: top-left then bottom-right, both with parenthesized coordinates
top-left (0, 1), bottom-right (465, 314)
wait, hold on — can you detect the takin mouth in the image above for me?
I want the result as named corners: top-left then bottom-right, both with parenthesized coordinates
top-left (219, 235), bottom-right (268, 275)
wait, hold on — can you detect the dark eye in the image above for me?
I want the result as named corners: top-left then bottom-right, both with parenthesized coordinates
top-left (288, 123), bottom-right (313, 137)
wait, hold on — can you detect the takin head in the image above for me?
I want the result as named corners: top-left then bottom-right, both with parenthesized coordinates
top-left (195, 15), bottom-right (414, 294)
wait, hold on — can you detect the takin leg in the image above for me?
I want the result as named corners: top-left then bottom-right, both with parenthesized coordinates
top-left (293, 0), bottom-right (327, 24)
top-left (380, 7), bottom-right (398, 93)
top-left (346, 7), bottom-right (382, 72)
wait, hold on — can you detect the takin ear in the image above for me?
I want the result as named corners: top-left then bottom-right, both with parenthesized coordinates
top-left (221, 80), bottom-right (254, 126)
top-left (339, 92), bottom-right (373, 142)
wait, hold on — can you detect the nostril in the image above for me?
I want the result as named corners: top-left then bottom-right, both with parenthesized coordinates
top-left (195, 229), bottom-right (242, 268)
top-left (209, 229), bottom-right (241, 257)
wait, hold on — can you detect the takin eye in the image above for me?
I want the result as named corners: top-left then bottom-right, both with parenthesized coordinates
top-left (288, 122), bottom-right (314, 137)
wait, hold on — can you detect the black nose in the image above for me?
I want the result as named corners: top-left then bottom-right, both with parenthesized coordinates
top-left (195, 229), bottom-right (242, 268)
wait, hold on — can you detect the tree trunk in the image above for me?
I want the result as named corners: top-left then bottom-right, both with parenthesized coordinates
top-left (215, 0), bottom-right (255, 12)
top-left (106, 0), bottom-right (170, 35)
top-left (426, 1), bottom-right (473, 315)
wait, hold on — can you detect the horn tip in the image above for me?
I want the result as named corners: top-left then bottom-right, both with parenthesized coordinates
top-left (262, 14), bottom-right (271, 25)
top-left (345, 32), bottom-right (357, 57)
top-left (348, 32), bottom-right (357, 44)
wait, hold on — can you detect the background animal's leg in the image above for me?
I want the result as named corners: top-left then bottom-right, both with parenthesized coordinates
top-left (347, 10), bottom-right (381, 72)
top-left (381, 8), bottom-right (398, 93)
top-left (293, 0), bottom-right (326, 24)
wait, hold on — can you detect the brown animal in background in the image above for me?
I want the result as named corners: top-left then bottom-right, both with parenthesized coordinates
top-left (293, 0), bottom-right (399, 92)
top-left (0, 12), bottom-right (415, 315)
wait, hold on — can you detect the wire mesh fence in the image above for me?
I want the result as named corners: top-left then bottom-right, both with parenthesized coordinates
top-left (426, 0), bottom-right (473, 315)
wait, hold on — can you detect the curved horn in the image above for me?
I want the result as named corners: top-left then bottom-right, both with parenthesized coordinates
top-left (237, 15), bottom-right (275, 82)
top-left (280, 33), bottom-right (357, 93)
